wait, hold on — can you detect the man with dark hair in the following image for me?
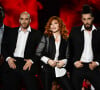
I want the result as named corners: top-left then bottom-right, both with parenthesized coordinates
top-left (0, 6), bottom-right (12, 90)
top-left (1, 11), bottom-right (41, 90)
top-left (0, 6), bottom-right (11, 69)
top-left (69, 4), bottom-right (100, 90)
top-left (0, 6), bottom-right (5, 65)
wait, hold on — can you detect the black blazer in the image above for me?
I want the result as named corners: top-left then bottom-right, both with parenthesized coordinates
top-left (0, 25), bottom-right (11, 55)
top-left (68, 26), bottom-right (100, 64)
top-left (1, 27), bottom-right (42, 63)
top-left (3, 25), bottom-right (12, 38)
top-left (36, 35), bottom-right (68, 71)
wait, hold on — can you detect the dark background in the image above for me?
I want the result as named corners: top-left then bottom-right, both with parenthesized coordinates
top-left (0, 0), bottom-right (100, 33)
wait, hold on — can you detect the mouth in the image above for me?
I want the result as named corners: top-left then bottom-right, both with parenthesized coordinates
top-left (51, 27), bottom-right (56, 29)
top-left (22, 24), bottom-right (27, 26)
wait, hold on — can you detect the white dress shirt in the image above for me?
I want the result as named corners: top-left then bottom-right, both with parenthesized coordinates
top-left (80, 25), bottom-right (97, 63)
top-left (41, 35), bottom-right (67, 77)
top-left (14, 26), bottom-right (31, 57)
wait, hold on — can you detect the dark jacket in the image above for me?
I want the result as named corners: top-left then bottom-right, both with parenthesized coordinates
top-left (1, 27), bottom-right (41, 62)
top-left (68, 26), bottom-right (100, 64)
top-left (36, 35), bottom-right (69, 71)
top-left (1, 27), bottom-right (42, 74)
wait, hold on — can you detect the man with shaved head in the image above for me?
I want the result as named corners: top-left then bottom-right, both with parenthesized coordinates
top-left (2, 11), bottom-right (41, 90)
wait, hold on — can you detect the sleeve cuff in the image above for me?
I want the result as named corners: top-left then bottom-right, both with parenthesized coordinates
top-left (6, 57), bottom-right (12, 62)
top-left (29, 59), bottom-right (34, 64)
top-left (62, 59), bottom-right (67, 67)
top-left (41, 56), bottom-right (50, 64)
top-left (96, 61), bottom-right (99, 66)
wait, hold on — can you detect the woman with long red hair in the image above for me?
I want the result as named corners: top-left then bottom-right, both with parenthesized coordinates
top-left (36, 16), bottom-right (72, 90)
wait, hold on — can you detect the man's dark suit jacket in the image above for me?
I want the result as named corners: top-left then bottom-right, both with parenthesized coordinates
top-left (0, 25), bottom-right (11, 65)
top-left (68, 26), bottom-right (100, 64)
top-left (1, 27), bottom-right (42, 74)
top-left (0, 25), bottom-right (11, 75)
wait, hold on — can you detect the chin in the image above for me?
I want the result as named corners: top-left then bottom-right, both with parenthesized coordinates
top-left (22, 27), bottom-right (27, 29)
top-left (22, 25), bottom-right (28, 28)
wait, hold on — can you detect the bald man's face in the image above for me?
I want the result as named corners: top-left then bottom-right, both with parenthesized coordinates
top-left (19, 13), bottom-right (31, 29)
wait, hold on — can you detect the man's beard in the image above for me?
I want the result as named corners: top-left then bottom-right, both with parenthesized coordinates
top-left (84, 24), bottom-right (92, 31)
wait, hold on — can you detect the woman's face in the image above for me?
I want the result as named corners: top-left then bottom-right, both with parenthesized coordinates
top-left (50, 19), bottom-right (59, 33)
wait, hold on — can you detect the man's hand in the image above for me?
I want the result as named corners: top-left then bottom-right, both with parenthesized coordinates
top-left (89, 61), bottom-right (98, 70)
top-left (8, 57), bottom-right (16, 69)
top-left (47, 59), bottom-right (56, 67)
top-left (56, 60), bottom-right (65, 68)
top-left (23, 59), bottom-right (33, 71)
top-left (74, 61), bottom-right (83, 68)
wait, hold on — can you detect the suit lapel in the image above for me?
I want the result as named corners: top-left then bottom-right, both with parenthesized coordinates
top-left (92, 30), bottom-right (97, 54)
top-left (78, 28), bottom-right (84, 57)
top-left (13, 28), bottom-right (19, 49)
top-left (80, 30), bottom-right (84, 48)
top-left (59, 36), bottom-right (65, 58)
top-left (49, 36), bottom-right (56, 59)
top-left (24, 31), bottom-right (32, 56)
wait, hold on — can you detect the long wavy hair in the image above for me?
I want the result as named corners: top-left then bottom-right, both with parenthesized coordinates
top-left (44, 16), bottom-right (68, 40)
